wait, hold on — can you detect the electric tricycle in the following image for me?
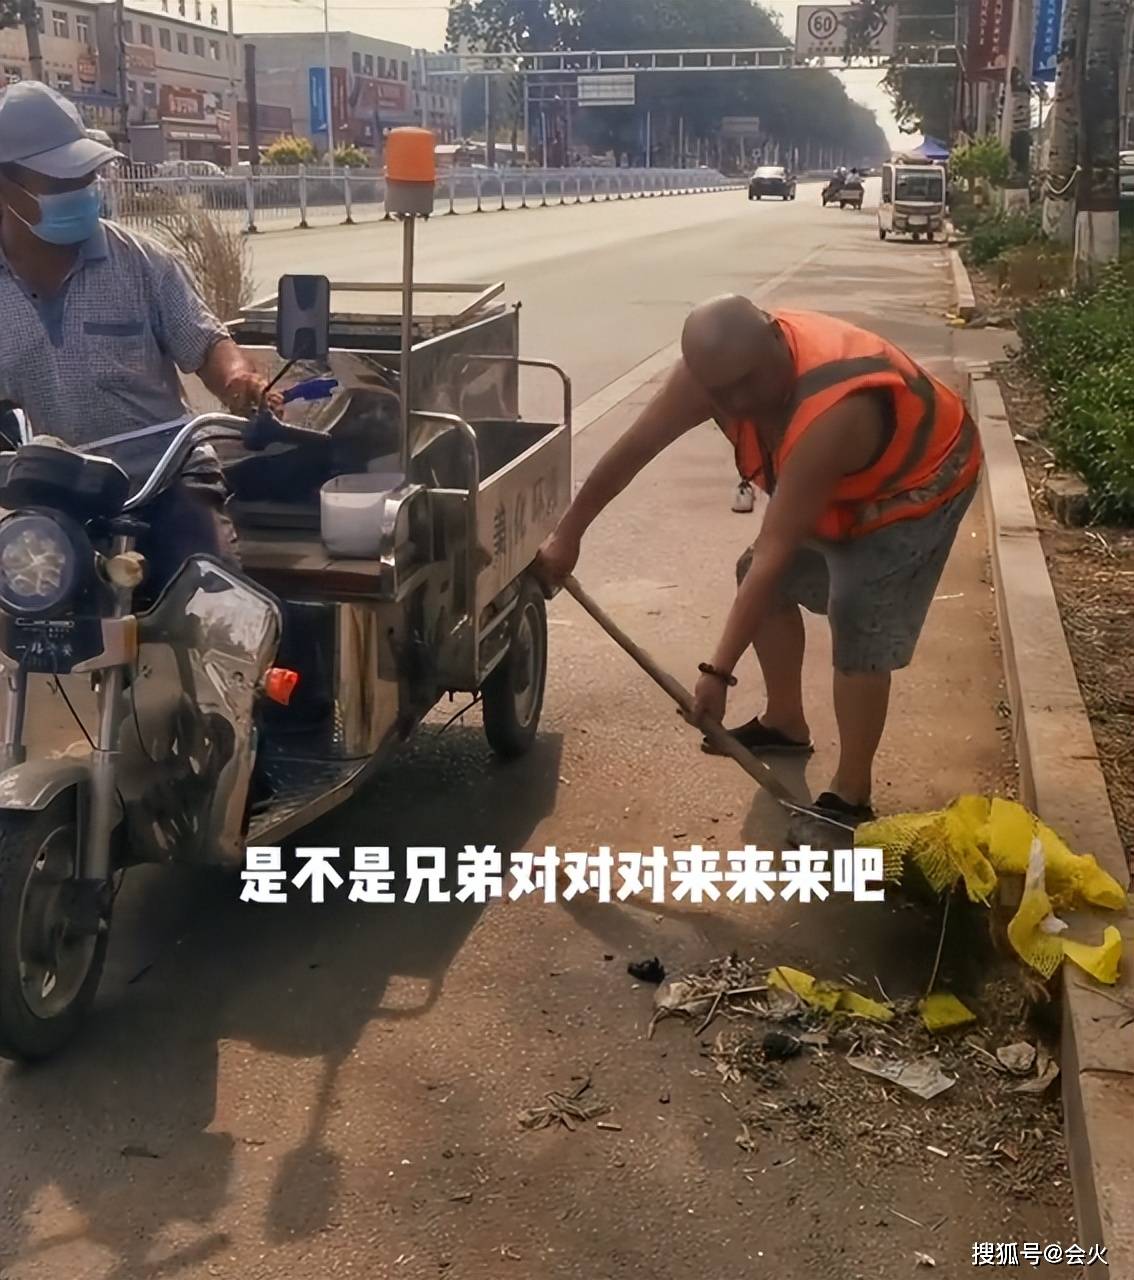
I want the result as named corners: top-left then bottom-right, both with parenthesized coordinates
top-left (0, 130), bottom-right (572, 1059)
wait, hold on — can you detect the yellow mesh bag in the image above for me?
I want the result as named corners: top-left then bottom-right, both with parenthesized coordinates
top-left (856, 796), bottom-right (1128, 983)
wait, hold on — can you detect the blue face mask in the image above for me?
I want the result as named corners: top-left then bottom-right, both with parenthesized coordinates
top-left (10, 181), bottom-right (102, 246)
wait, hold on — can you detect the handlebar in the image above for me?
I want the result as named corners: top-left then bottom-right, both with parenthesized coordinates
top-left (121, 406), bottom-right (333, 512)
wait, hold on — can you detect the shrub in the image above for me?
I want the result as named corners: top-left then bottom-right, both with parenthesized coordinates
top-left (965, 211), bottom-right (1041, 266)
top-left (153, 199), bottom-right (253, 323)
top-left (261, 134), bottom-right (317, 166)
top-left (951, 137), bottom-right (1011, 188)
top-left (1017, 269), bottom-right (1134, 521)
top-left (333, 143), bottom-right (371, 168)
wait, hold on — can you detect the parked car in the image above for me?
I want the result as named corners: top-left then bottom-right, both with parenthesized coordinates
top-left (155, 159), bottom-right (226, 179)
top-left (1121, 151), bottom-right (1134, 202)
top-left (748, 165), bottom-right (796, 201)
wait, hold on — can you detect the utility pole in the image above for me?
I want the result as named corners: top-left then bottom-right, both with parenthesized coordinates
top-left (322, 0), bottom-right (334, 161)
top-left (115, 0), bottom-right (129, 147)
top-left (244, 40), bottom-right (260, 168)
top-left (484, 75), bottom-right (495, 167)
top-left (226, 0), bottom-right (238, 166)
top-left (21, 0), bottom-right (43, 81)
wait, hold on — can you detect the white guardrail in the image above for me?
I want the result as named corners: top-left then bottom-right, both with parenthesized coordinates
top-left (102, 165), bottom-right (745, 234)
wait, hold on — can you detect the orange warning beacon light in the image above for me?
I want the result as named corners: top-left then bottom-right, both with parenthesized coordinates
top-left (385, 126), bottom-right (437, 217)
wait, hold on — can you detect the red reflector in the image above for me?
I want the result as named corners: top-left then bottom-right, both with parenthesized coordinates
top-left (264, 668), bottom-right (300, 705)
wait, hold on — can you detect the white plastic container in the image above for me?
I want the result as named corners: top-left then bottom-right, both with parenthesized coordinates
top-left (320, 472), bottom-right (404, 558)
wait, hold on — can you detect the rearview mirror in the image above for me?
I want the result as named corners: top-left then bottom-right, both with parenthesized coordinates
top-left (276, 274), bottom-right (330, 361)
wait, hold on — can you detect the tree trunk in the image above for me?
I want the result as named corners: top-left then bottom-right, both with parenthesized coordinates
top-left (1073, 0), bottom-right (1125, 285)
top-left (999, 0), bottom-right (1036, 175)
top-left (22, 0), bottom-right (43, 81)
top-left (1120, 1), bottom-right (1134, 146)
top-left (1043, 0), bottom-right (1082, 240)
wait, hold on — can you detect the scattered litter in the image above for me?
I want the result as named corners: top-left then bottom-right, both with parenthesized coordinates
top-left (846, 1055), bottom-right (957, 1100)
top-left (890, 1209), bottom-right (926, 1229)
top-left (500, 1246), bottom-right (522, 1262)
top-left (448, 1191), bottom-right (474, 1204)
top-left (1012, 1044), bottom-right (1060, 1094)
top-left (518, 1074), bottom-right (611, 1131)
top-left (933, 593), bottom-right (964, 602)
top-left (121, 1144), bottom-right (161, 1160)
top-left (926, 1145), bottom-right (950, 1159)
top-left (996, 1042), bottom-right (1037, 1075)
top-left (659, 1088), bottom-right (671, 1104)
top-left (915, 1251), bottom-right (937, 1267)
top-left (628, 957), bottom-right (666, 984)
top-left (596, 1121), bottom-right (623, 1132)
top-left (649, 955), bottom-right (769, 1037)
top-left (769, 965), bottom-right (894, 1022)
top-left (920, 992), bottom-right (978, 1032)
top-left (762, 1030), bottom-right (803, 1061)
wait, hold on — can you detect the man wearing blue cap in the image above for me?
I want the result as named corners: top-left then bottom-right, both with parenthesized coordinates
top-left (0, 81), bottom-right (274, 586)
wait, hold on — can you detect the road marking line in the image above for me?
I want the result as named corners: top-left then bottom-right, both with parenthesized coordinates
top-left (571, 242), bottom-right (831, 438)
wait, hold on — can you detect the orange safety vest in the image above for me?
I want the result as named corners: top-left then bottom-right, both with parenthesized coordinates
top-left (720, 309), bottom-right (982, 541)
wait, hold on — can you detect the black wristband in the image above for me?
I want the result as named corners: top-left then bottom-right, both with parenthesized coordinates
top-left (698, 662), bottom-right (738, 688)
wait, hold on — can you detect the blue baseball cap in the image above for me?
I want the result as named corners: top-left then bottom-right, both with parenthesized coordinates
top-left (0, 81), bottom-right (122, 179)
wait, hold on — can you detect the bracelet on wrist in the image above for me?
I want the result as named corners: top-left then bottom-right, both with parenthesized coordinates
top-left (698, 662), bottom-right (738, 688)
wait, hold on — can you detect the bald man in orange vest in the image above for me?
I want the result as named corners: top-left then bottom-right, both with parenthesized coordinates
top-left (536, 294), bottom-right (982, 826)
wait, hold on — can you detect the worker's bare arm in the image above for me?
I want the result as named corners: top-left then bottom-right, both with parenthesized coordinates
top-left (561, 359), bottom-right (712, 539)
top-left (535, 360), bottom-right (712, 585)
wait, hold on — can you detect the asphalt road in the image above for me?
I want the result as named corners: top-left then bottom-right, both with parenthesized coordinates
top-left (0, 186), bottom-right (1071, 1280)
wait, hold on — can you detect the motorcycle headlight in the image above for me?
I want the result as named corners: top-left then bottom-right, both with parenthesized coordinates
top-left (0, 513), bottom-right (81, 616)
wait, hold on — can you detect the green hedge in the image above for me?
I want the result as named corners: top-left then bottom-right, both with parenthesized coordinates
top-left (965, 211), bottom-right (1041, 266)
top-left (1017, 269), bottom-right (1134, 522)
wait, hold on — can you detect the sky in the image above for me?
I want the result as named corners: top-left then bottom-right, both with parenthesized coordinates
top-left (235, 0), bottom-right (911, 149)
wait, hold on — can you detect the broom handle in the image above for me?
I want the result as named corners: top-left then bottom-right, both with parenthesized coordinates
top-left (563, 575), bottom-right (808, 812)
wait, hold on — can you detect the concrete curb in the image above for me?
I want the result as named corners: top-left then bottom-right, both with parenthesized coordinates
top-left (949, 246), bottom-right (977, 319)
top-left (964, 361), bottom-right (1134, 1279)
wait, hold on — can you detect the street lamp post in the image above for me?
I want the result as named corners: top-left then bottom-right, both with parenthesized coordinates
top-left (322, 0), bottom-right (335, 162)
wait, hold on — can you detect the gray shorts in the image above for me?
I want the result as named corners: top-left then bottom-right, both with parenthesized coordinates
top-left (736, 482), bottom-right (977, 675)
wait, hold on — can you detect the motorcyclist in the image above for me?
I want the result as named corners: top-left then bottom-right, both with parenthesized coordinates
top-left (0, 82), bottom-right (280, 590)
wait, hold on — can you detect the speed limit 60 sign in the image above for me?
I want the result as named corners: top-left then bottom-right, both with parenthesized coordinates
top-left (794, 4), bottom-right (895, 58)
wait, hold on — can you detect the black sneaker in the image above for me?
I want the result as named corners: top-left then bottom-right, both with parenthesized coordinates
top-left (811, 791), bottom-right (876, 828)
top-left (701, 715), bottom-right (814, 757)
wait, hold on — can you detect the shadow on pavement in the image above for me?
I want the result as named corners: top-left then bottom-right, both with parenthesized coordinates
top-left (0, 725), bottom-right (563, 1278)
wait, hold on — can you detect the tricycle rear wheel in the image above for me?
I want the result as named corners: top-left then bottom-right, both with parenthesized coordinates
top-left (482, 575), bottom-right (548, 759)
top-left (0, 798), bottom-right (109, 1061)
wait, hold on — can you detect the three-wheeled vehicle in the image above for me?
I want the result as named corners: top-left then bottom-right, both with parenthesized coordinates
top-left (0, 129), bottom-right (572, 1059)
top-left (821, 174), bottom-right (864, 209)
top-left (877, 162), bottom-right (946, 242)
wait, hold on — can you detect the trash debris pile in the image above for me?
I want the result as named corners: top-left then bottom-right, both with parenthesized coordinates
top-left (857, 796), bottom-right (1127, 983)
top-left (648, 954), bottom-right (1068, 1200)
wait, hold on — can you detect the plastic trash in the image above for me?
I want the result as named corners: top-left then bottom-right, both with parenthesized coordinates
top-left (768, 965), bottom-right (894, 1022)
top-left (846, 1054), bottom-right (957, 1099)
top-left (919, 992), bottom-right (977, 1032)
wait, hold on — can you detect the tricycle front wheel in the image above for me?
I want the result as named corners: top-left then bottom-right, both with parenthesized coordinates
top-left (0, 798), bottom-right (109, 1061)
top-left (482, 576), bottom-right (548, 759)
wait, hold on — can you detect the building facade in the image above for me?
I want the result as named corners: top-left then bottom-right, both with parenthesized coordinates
top-left (249, 31), bottom-right (460, 159)
top-left (95, 0), bottom-right (243, 163)
top-left (0, 0), bottom-right (292, 164)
